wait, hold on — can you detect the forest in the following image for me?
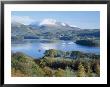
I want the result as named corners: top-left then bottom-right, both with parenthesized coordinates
top-left (11, 49), bottom-right (100, 77)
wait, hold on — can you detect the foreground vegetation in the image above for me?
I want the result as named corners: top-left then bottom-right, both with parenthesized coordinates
top-left (11, 49), bottom-right (100, 77)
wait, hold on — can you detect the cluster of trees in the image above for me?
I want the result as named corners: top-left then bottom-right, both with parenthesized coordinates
top-left (44, 49), bottom-right (100, 59)
top-left (75, 40), bottom-right (100, 47)
top-left (37, 57), bottom-right (100, 77)
top-left (11, 52), bottom-right (45, 76)
top-left (11, 50), bottom-right (100, 77)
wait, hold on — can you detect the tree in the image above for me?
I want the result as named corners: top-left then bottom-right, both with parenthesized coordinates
top-left (91, 60), bottom-right (100, 76)
top-left (66, 51), bottom-right (71, 57)
top-left (85, 63), bottom-right (93, 77)
top-left (70, 51), bottom-right (83, 59)
top-left (43, 67), bottom-right (53, 76)
top-left (11, 52), bottom-right (45, 77)
top-left (75, 40), bottom-right (99, 47)
top-left (77, 62), bottom-right (86, 77)
top-left (44, 49), bottom-right (57, 58)
top-left (40, 59), bottom-right (46, 68)
top-left (95, 63), bottom-right (100, 76)
top-left (94, 61), bottom-right (100, 76)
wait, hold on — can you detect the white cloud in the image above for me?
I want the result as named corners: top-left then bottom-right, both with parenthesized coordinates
top-left (11, 16), bottom-right (35, 25)
top-left (39, 18), bottom-right (57, 26)
top-left (61, 22), bottom-right (66, 26)
top-left (69, 24), bottom-right (78, 28)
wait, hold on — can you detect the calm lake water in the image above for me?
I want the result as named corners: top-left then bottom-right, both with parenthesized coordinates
top-left (11, 39), bottom-right (100, 59)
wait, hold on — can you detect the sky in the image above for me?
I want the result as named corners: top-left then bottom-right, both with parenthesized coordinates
top-left (11, 11), bottom-right (100, 29)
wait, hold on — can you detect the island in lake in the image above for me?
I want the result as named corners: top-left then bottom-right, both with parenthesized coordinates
top-left (11, 11), bottom-right (100, 77)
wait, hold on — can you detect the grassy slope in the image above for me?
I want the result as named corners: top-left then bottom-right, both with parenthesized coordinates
top-left (11, 52), bottom-right (100, 77)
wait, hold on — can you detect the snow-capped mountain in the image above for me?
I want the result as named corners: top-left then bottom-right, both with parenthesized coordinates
top-left (11, 18), bottom-right (99, 41)
top-left (60, 22), bottom-right (66, 26)
top-left (39, 19), bottom-right (57, 26)
top-left (38, 19), bottom-right (77, 27)
top-left (11, 18), bottom-right (81, 38)
top-left (29, 18), bottom-right (80, 30)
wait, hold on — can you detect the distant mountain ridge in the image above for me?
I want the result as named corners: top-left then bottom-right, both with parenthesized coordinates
top-left (29, 19), bottom-right (80, 32)
top-left (11, 19), bottom-right (100, 42)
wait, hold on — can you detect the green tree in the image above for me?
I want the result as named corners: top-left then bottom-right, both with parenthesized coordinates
top-left (40, 59), bottom-right (47, 68)
top-left (91, 60), bottom-right (100, 76)
top-left (77, 62), bottom-right (86, 77)
top-left (66, 51), bottom-right (71, 57)
top-left (94, 62), bottom-right (100, 76)
top-left (11, 52), bottom-right (45, 77)
top-left (44, 49), bottom-right (57, 58)
top-left (43, 67), bottom-right (53, 76)
top-left (86, 63), bottom-right (93, 77)
top-left (70, 51), bottom-right (83, 59)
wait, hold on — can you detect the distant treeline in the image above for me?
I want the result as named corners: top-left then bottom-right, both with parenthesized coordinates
top-left (75, 40), bottom-right (100, 47)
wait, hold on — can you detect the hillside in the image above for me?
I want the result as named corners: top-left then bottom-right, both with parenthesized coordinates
top-left (11, 50), bottom-right (100, 77)
top-left (11, 20), bottom-right (100, 44)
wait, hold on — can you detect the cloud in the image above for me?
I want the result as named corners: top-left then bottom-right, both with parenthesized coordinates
top-left (11, 16), bottom-right (35, 25)
top-left (69, 24), bottom-right (78, 28)
top-left (39, 18), bottom-right (57, 26)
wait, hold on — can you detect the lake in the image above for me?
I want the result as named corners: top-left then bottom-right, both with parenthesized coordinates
top-left (11, 39), bottom-right (100, 59)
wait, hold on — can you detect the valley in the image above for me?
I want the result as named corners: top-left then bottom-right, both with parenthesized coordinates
top-left (11, 19), bottom-right (100, 77)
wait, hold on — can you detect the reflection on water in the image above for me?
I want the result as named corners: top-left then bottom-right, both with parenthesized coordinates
top-left (11, 40), bottom-right (100, 59)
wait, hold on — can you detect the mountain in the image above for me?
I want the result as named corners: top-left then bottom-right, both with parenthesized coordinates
top-left (11, 22), bottom-right (38, 36)
top-left (11, 19), bottom-right (100, 41)
top-left (29, 19), bottom-right (80, 33)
